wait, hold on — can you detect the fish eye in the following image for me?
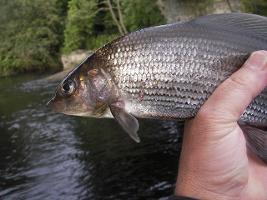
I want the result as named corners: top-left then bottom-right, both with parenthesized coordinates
top-left (61, 79), bottom-right (76, 96)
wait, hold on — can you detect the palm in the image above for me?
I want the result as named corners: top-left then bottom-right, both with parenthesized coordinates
top-left (209, 124), bottom-right (267, 199)
top-left (178, 119), bottom-right (267, 200)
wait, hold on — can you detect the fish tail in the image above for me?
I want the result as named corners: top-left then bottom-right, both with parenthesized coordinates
top-left (240, 123), bottom-right (267, 164)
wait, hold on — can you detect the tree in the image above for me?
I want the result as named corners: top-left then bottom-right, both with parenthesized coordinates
top-left (106, 0), bottom-right (127, 35)
top-left (63, 0), bottom-right (98, 53)
top-left (0, 0), bottom-right (68, 75)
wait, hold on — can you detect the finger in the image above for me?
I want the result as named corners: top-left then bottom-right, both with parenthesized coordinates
top-left (198, 50), bottom-right (267, 123)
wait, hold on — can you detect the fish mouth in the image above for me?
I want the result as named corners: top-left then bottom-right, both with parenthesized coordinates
top-left (47, 96), bottom-right (94, 116)
top-left (63, 111), bottom-right (91, 116)
top-left (46, 97), bottom-right (55, 107)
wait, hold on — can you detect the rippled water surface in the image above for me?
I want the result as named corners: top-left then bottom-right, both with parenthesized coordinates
top-left (0, 74), bottom-right (183, 200)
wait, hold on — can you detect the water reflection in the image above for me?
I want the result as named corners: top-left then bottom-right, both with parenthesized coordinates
top-left (0, 75), bottom-right (182, 200)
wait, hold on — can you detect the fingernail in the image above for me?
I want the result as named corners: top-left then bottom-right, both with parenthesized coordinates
top-left (246, 50), bottom-right (267, 70)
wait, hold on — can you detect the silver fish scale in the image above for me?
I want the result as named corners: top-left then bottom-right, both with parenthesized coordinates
top-left (98, 23), bottom-right (267, 124)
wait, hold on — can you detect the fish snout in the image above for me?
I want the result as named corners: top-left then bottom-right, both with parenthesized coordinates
top-left (46, 96), bottom-right (65, 112)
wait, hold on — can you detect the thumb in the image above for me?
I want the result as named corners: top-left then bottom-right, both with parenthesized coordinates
top-left (197, 50), bottom-right (267, 126)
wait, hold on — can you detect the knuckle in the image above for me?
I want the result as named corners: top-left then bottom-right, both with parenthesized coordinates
top-left (227, 74), bottom-right (248, 91)
top-left (226, 74), bottom-right (254, 102)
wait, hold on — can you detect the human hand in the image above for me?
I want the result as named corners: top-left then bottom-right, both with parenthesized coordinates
top-left (175, 51), bottom-right (267, 200)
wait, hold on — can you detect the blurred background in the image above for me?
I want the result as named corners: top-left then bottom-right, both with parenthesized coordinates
top-left (0, 0), bottom-right (266, 199)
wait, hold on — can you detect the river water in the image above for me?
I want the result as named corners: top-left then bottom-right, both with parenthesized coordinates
top-left (0, 74), bottom-right (183, 200)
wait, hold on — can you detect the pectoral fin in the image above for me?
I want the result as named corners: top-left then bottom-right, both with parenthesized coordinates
top-left (110, 105), bottom-right (140, 143)
top-left (240, 123), bottom-right (267, 165)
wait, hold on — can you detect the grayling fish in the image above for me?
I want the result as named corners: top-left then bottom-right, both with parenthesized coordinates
top-left (47, 13), bottom-right (267, 164)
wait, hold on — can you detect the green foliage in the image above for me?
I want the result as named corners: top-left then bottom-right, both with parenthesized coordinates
top-left (63, 0), bottom-right (122, 52)
top-left (121, 0), bottom-right (166, 32)
top-left (241, 0), bottom-right (267, 16)
top-left (63, 0), bottom-right (98, 53)
top-left (0, 0), bottom-right (68, 76)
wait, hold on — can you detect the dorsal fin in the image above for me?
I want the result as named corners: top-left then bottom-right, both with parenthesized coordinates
top-left (189, 13), bottom-right (267, 40)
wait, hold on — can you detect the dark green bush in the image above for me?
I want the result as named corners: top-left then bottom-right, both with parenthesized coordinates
top-left (63, 0), bottom-right (98, 53)
top-left (0, 0), bottom-right (67, 76)
top-left (121, 0), bottom-right (166, 32)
